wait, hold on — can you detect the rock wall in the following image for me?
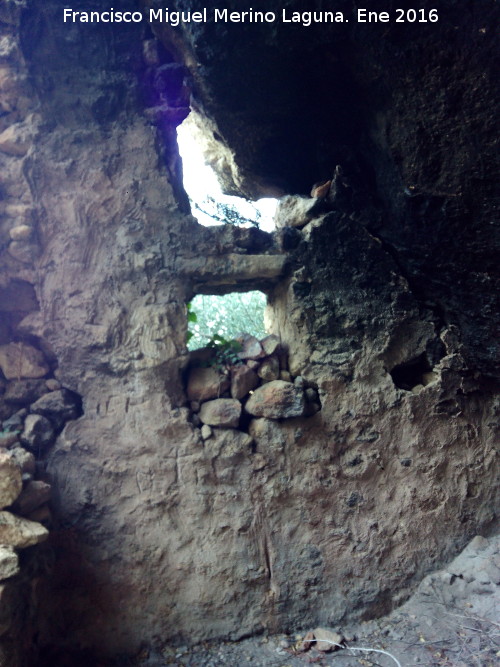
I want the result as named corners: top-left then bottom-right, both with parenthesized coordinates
top-left (0, 3), bottom-right (83, 664)
top-left (0, 0), bottom-right (498, 663)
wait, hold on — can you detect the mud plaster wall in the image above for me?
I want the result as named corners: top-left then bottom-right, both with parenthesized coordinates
top-left (0, 0), bottom-right (498, 663)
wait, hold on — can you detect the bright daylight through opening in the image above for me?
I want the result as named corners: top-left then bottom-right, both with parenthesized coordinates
top-left (178, 115), bottom-right (276, 350)
top-left (177, 116), bottom-right (277, 231)
top-left (187, 292), bottom-right (267, 351)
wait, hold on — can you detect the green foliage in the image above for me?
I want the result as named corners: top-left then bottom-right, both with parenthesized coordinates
top-left (186, 301), bottom-right (197, 344)
top-left (206, 334), bottom-right (243, 369)
top-left (187, 292), bottom-right (267, 351)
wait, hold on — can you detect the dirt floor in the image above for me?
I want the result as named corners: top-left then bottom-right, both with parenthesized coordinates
top-left (139, 534), bottom-right (499, 667)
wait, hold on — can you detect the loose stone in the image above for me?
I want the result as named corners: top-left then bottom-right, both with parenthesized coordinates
top-left (257, 356), bottom-right (280, 382)
top-left (0, 511), bottom-right (48, 548)
top-left (13, 480), bottom-right (51, 516)
top-left (4, 203), bottom-right (33, 221)
top-left (274, 195), bottom-right (319, 229)
top-left (0, 124), bottom-right (29, 156)
top-left (20, 414), bottom-right (55, 453)
top-left (0, 546), bottom-right (19, 581)
top-left (260, 334), bottom-right (280, 356)
top-left (236, 334), bottom-right (263, 360)
top-left (45, 378), bottom-right (61, 391)
top-left (4, 379), bottom-right (48, 405)
top-left (7, 240), bottom-right (38, 264)
top-left (298, 631), bottom-right (315, 652)
top-left (305, 387), bottom-right (319, 403)
top-left (30, 388), bottom-right (81, 431)
top-left (187, 366), bottom-right (230, 402)
top-left (230, 365), bottom-right (259, 400)
top-left (1, 411), bottom-right (25, 432)
top-left (312, 627), bottom-right (344, 651)
top-left (0, 451), bottom-right (22, 509)
top-left (0, 342), bottom-right (49, 380)
top-left (245, 380), bottom-right (305, 419)
top-left (200, 424), bottom-right (212, 440)
top-left (294, 375), bottom-right (305, 388)
top-left (199, 399), bottom-right (241, 428)
top-left (8, 224), bottom-right (32, 241)
top-left (0, 432), bottom-right (18, 448)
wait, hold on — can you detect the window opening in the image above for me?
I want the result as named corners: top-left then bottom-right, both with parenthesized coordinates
top-left (187, 291), bottom-right (267, 351)
top-left (178, 114), bottom-right (277, 353)
top-left (177, 115), bottom-right (277, 232)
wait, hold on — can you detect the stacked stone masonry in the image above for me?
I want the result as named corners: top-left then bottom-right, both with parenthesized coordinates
top-left (0, 339), bottom-right (82, 665)
top-left (0, 3), bottom-right (50, 662)
top-left (187, 333), bottom-right (321, 442)
top-left (0, 1), bottom-right (40, 271)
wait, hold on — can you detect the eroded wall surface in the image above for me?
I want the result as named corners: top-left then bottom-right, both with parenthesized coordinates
top-left (0, 0), bottom-right (498, 662)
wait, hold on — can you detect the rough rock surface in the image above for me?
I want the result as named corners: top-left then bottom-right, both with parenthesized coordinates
top-left (230, 365), bottom-right (259, 400)
top-left (0, 546), bottom-right (19, 581)
top-left (257, 356), bottom-right (280, 382)
top-left (199, 398), bottom-right (241, 428)
top-left (13, 480), bottom-right (51, 516)
top-left (0, 0), bottom-right (497, 664)
top-left (260, 335), bottom-right (280, 357)
top-left (245, 380), bottom-right (305, 419)
top-left (0, 511), bottom-right (48, 549)
top-left (248, 419), bottom-right (288, 456)
top-left (128, 533), bottom-right (500, 667)
top-left (203, 429), bottom-right (254, 484)
top-left (0, 451), bottom-right (22, 509)
top-left (29, 389), bottom-right (81, 431)
top-left (237, 334), bottom-right (263, 360)
top-left (0, 343), bottom-right (48, 380)
top-left (19, 414), bottom-right (54, 453)
top-left (186, 367), bottom-right (230, 402)
top-left (7, 447), bottom-right (35, 476)
top-left (3, 379), bottom-right (48, 405)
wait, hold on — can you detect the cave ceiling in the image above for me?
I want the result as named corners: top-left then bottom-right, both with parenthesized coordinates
top-left (147, 0), bottom-right (499, 379)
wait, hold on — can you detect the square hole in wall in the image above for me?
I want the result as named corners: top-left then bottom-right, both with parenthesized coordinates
top-left (187, 291), bottom-right (267, 351)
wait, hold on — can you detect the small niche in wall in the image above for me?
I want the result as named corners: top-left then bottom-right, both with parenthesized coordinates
top-left (389, 353), bottom-right (431, 391)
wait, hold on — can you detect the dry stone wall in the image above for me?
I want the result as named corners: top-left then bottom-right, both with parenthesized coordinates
top-left (0, 4), bottom-right (64, 664)
top-left (0, 340), bottom-right (82, 667)
top-left (186, 333), bottom-right (321, 447)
